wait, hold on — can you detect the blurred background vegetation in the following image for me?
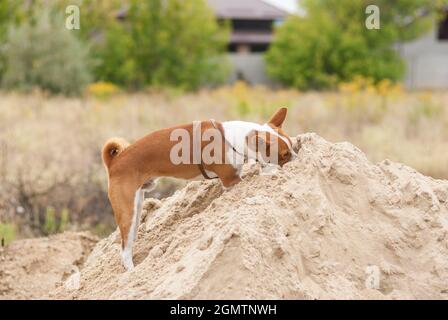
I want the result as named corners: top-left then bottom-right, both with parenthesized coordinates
top-left (1, 0), bottom-right (448, 242)
top-left (267, 0), bottom-right (438, 89)
top-left (0, 0), bottom-right (230, 94)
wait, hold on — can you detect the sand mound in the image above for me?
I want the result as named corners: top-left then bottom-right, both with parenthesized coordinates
top-left (0, 231), bottom-right (98, 299)
top-left (53, 133), bottom-right (448, 299)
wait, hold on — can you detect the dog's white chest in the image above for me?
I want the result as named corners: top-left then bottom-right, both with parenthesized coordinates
top-left (221, 121), bottom-right (263, 154)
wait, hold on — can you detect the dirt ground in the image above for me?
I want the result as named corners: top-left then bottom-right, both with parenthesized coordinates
top-left (0, 231), bottom-right (98, 299)
top-left (46, 133), bottom-right (448, 299)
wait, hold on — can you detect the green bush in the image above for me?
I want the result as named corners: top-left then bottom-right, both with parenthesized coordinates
top-left (0, 223), bottom-right (16, 246)
top-left (93, 0), bottom-right (229, 90)
top-left (266, 0), bottom-right (437, 90)
top-left (0, 0), bottom-right (21, 81)
top-left (1, 8), bottom-right (91, 95)
top-left (43, 207), bottom-right (70, 235)
top-left (59, 208), bottom-right (70, 232)
top-left (44, 207), bottom-right (58, 235)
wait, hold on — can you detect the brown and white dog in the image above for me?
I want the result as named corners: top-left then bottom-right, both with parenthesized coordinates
top-left (102, 107), bottom-right (297, 270)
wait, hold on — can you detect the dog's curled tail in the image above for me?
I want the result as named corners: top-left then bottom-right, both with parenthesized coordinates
top-left (102, 137), bottom-right (130, 169)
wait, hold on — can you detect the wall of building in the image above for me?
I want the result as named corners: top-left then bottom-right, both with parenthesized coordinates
top-left (227, 53), bottom-right (273, 85)
top-left (400, 29), bottom-right (448, 90)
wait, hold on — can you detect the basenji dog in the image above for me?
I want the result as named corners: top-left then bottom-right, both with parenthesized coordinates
top-left (102, 107), bottom-right (297, 270)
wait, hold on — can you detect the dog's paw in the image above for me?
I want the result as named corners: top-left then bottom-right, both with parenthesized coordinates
top-left (123, 260), bottom-right (135, 272)
top-left (125, 264), bottom-right (134, 272)
top-left (121, 249), bottom-right (135, 272)
top-left (221, 177), bottom-right (242, 191)
top-left (259, 164), bottom-right (279, 176)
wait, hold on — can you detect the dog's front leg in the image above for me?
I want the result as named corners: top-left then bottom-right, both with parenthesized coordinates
top-left (210, 164), bottom-right (241, 188)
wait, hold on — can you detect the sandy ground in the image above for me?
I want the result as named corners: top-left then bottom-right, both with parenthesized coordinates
top-left (0, 231), bottom-right (98, 299)
top-left (47, 133), bottom-right (448, 300)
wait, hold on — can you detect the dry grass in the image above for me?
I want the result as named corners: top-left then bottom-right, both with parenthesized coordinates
top-left (1, 81), bottom-right (448, 239)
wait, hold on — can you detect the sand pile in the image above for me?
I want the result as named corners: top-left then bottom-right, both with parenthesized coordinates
top-left (53, 133), bottom-right (448, 299)
top-left (0, 231), bottom-right (98, 299)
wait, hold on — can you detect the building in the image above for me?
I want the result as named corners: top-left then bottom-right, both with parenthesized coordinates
top-left (207, 0), bottom-right (289, 84)
top-left (208, 0), bottom-right (448, 89)
top-left (399, 11), bottom-right (448, 90)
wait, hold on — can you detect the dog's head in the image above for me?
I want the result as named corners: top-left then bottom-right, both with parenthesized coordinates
top-left (246, 107), bottom-right (298, 167)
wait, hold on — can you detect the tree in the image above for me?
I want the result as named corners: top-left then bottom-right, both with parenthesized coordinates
top-left (266, 0), bottom-right (440, 90)
top-left (0, 0), bottom-right (22, 81)
top-left (1, 8), bottom-right (92, 95)
top-left (93, 0), bottom-right (229, 90)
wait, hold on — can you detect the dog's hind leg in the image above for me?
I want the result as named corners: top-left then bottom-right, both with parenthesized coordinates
top-left (122, 188), bottom-right (144, 271)
top-left (108, 181), bottom-right (142, 271)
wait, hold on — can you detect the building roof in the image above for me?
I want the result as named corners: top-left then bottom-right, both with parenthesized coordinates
top-left (207, 0), bottom-right (289, 20)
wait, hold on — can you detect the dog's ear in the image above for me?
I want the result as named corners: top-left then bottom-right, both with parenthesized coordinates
top-left (268, 107), bottom-right (288, 128)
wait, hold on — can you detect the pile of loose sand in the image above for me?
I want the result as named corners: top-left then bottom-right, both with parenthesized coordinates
top-left (52, 133), bottom-right (448, 299)
top-left (0, 231), bottom-right (98, 299)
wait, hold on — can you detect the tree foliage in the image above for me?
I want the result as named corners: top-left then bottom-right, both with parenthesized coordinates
top-left (1, 8), bottom-right (92, 95)
top-left (93, 0), bottom-right (229, 90)
top-left (0, 0), bottom-right (22, 79)
top-left (0, 0), bottom-right (229, 93)
top-left (266, 0), bottom-right (440, 90)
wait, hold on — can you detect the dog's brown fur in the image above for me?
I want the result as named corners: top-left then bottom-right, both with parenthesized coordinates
top-left (102, 121), bottom-right (241, 251)
top-left (102, 108), bottom-right (294, 270)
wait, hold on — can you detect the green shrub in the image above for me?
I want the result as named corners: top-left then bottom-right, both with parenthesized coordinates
top-left (93, 0), bottom-right (229, 90)
top-left (0, 223), bottom-right (16, 246)
top-left (0, 0), bottom-right (21, 81)
top-left (43, 207), bottom-right (70, 234)
top-left (59, 208), bottom-right (70, 232)
top-left (266, 0), bottom-right (436, 90)
top-left (1, 8), bottom-right (91, 95)
top-left (44, 207), bottom-right (57, 234)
